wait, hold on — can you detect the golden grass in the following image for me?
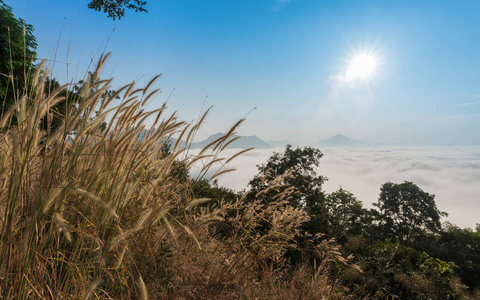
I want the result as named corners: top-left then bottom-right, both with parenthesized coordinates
top-left (0, 54), bottom-right (353, 299)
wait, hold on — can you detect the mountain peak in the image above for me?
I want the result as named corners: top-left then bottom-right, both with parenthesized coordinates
top-left (317, 134), bottom-right (379, 147)
top-left (192, 133), bottom-right (272, 149)
top-left (329, 134), bottom-right (351, 141)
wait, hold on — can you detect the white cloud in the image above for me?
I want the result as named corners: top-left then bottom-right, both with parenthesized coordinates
top-left (320, 146), bottom-right (480, 229)
top-left (194, 146), bottom-right (480, 229)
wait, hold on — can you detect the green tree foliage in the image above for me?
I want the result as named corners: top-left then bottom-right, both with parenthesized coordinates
top-left (425, 222), bottom-right (480, 289)
top-left (343, 238), bottom-right (463, 299)
top-left (373, 181), bottom-right (447, 243)
top-left (41, 76), bottom-right (69, 132)
top-left (39, 72), bottom-right (108, 133)
top-left (192, 179), bottom-right (239, 204)
top-left (0, 3), bottom-right (37, 110)
top-left (249, 145), bottom-right (326, 209)
top-left (248, 147), bottom-right (477, 294)
top-left (87, 0), bottom-right (147, 20)
top-left (248, 145), bottom-right (329, 235)
top-left (0, 4), bottom-right (82, 132)
top-left (325, 188), bottom-right (370, 239)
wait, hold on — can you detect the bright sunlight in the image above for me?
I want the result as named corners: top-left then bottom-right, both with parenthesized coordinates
top-left (345, 53), bottom-right (378, 81)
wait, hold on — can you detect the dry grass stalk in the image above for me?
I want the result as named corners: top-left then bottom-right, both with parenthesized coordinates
top-left (0, 51), bottom-right (359, 299)
top-left (0, 54), bottom-right (249, 298)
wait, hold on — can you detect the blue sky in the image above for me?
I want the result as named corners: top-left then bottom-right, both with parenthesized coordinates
top-left (8, 0), bottom-right (480, 145)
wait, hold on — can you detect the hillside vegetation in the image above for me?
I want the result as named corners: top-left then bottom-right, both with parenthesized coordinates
top-left (1, 56), bottom-right (479, 299)
top-left (1, 3), bottom-right (479, 298)
top-left (0, 54), bottom-right (358, 298)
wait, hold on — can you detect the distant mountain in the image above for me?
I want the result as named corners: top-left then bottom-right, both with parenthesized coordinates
top-left (136, 130), bottom-right (272, 149)
top-left (317, 134), bottom-right (380, 147)
top-left (191, 132), bottom-right (273, 149)
top-left (267, 140), bottom-right (291, 148)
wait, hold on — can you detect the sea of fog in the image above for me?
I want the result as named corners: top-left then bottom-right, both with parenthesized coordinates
top-left (188, 146), bottom-right (480, 229)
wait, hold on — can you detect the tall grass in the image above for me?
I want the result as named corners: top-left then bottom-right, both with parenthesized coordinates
top-left (0, 54), bottom-right (354, 299)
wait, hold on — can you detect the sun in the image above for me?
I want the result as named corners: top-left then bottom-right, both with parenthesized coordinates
top-left (345, 53), bottom-right (378, 81)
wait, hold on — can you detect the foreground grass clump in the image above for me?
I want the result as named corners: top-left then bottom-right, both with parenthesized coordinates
top-left (0, 54), bottom-right (352, 299)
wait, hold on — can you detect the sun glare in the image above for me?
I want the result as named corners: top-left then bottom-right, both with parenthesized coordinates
top-left (345, 53), bottom-right (378, 81)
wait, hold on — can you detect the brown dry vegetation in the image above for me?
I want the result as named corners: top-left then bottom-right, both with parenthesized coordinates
top-left (0, 54), bottom-right (355, 299)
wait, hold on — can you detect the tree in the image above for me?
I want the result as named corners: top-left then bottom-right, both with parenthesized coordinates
top-left (373, 181), bottom-right (447, 243)
top-left (0, 0), bottom-right (147, 20)
top-left (87, 0), bottom-right (147, 20)
top-left (0, 3), bottom-right (37, 109)
top-left (343, 238), bottom-right (463, 299)
top-left (248, 145), bottom-right (330, 235)
top-left (191, 179), bottom-right (239, 205)
top-left (325, 188), bottom-right (370, 239)
top-left (249, 145), bottom-right (326, 210)
top-left (424, 222), bottom-right (480, 289)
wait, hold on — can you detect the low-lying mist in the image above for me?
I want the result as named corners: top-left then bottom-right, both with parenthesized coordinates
top-left (189, 146), bottom-right (480, 229)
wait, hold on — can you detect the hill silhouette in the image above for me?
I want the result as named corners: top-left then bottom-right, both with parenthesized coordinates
top-left (191, 132), bottom-right (273, 149)
top-left (317, 134), bottom-right (380, 147)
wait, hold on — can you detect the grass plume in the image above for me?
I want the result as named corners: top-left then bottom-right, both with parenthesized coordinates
top-left (0, 54), bottom-right (354, 299)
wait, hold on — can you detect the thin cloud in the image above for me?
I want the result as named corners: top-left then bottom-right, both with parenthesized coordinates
top-left (462, 101), bottom-right (480, 106)
top-left (461, 93), bottom-right (480, 106)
